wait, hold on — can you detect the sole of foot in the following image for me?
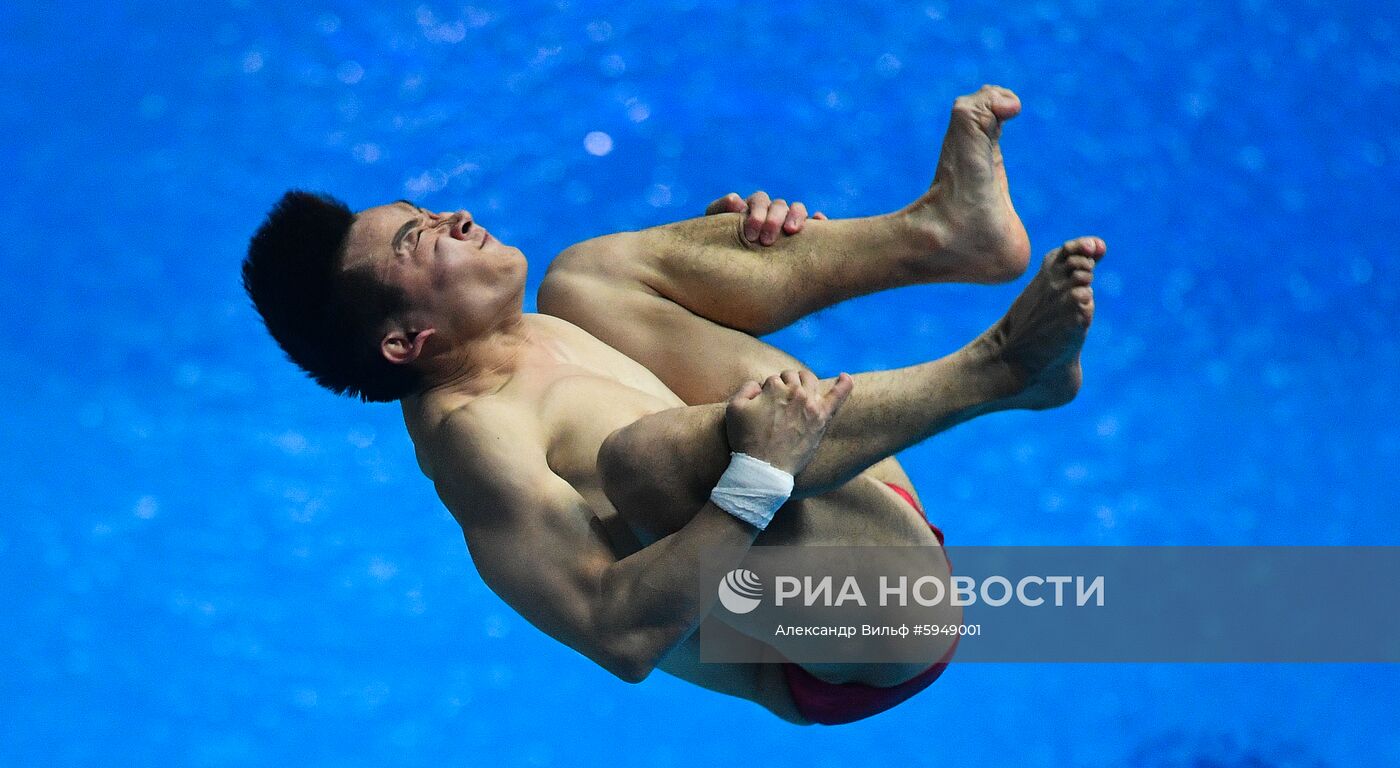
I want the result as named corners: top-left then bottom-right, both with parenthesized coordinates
top-left (979, 236), bottom-right (1107, 410)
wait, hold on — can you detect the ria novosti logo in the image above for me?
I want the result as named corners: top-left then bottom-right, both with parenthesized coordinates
top-left (718, 569), bottom-right (764, 614)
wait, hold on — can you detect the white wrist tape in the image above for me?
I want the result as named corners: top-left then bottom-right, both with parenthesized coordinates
top-left (709, 452), bottom-right (795, 531)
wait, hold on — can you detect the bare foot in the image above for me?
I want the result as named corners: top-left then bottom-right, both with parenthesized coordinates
top-left (976, 237), bottom-right (1107, 410)
top-left (905, 84), bottom-right (1032, 284)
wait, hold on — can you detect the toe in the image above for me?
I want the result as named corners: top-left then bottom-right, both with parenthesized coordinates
top-left (976, 84), bottom-right (1022, 119)
top-left (1061, 236), bottom-right (1107, 259)
top-left (1065, 255), bottom-right (1096, 273)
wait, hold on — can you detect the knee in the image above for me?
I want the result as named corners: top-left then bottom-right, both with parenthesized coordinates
top-left (545, 234), bottom-right (640, 283)
top-left (598, 410), bottom-right (722, 518)
top-left (597, 417), bottom-right (688, 514)
top-left (537, 264), bottom-right (589, 319)
top-left (539, 235), bottom-right (642, 318)
top-left (597, 424), bottom-right (646, 506)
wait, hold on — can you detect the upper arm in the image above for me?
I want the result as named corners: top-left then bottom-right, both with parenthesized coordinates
top-left (432, 414), bottom-right (644, 681)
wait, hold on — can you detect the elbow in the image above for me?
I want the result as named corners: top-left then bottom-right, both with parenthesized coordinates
top-left (597, 627), bottom-right (669, 684)
top-left (611, 659), bottom-right (654, 685)
top-left (601, 646), bottom-right (656, 685)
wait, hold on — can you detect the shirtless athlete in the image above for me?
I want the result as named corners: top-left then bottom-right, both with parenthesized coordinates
top-left (242, 85), bottom-right (1106, 725)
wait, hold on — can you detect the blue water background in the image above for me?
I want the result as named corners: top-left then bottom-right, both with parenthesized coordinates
top-left (3, 1), bottom-right (1398, 765)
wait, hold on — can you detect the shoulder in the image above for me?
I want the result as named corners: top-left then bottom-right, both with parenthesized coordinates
top-left (411, 395), bottom-right (552, 520)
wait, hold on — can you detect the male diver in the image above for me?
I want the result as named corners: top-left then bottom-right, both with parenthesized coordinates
top-left (243, 86), bottom-right (1106, 724)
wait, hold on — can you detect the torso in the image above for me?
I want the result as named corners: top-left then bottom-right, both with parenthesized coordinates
top-left (396, 313), bottom-right (800, 721)
top-left (401, 313), bottom-right (686, 555)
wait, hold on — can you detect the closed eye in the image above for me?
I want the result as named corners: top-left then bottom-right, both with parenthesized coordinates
top-left (409, 224), bottom-right (433, 255)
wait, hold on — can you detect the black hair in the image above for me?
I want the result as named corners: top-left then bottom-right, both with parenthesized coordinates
top-left (242, 190), bottom-right (422, 402)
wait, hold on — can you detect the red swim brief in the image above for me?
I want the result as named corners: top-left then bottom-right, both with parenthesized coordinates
top-left (781, 481), bottom-right (958, 725)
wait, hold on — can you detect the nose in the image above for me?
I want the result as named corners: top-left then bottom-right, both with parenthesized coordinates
top-left (449, 210), bottom-right (473, 239)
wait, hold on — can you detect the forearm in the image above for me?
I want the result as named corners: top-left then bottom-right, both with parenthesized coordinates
top-left (596, 498), bottom-right (761, 681)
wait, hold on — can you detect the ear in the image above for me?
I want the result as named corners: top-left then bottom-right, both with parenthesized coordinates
top-left (380, 327), bottom-right (437, 365)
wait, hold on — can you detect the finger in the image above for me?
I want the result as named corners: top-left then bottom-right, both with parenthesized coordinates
top-left (783, 201), bottom-right (808, 234)
top-left (746, 190), bottom-right (772, 207)
top-left (797, 368), bottom-right (819, 392)
top-left (746, 204), bottom-right (769, 243)
top-left (729, 380), bottom-right (762, 403)
top-left (822, 372), bottom-right (855, 412)
top-left (704, 193), bottom-right (734, 216)
top-left (812, 211), bottom-right (828, 220)
top-left (780, 369), bottom-right (802, 388)
top-left (705, 192), bottom-right (745, 216)
top-left (762, 373), bottom-right (785, 392)
top-left (744, 190), bottom-right (771, 242)
top-left (761, 199), bottom-right (788, 245)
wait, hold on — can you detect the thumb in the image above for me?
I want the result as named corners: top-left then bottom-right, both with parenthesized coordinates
top-left (706, 193), bottom-right (744, 216)
top-left (729, 380), bottom-right (762, 405)
top-left (821, 373), bottom-right (854, 413)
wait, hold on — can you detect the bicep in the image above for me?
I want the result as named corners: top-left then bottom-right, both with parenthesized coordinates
top-left (456, 469), bottom-right (638, 678)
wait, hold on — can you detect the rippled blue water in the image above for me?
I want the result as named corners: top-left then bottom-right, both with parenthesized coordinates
top-left (4, 1), bottom-right (1398, 765)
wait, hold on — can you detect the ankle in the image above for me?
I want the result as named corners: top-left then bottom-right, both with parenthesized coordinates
top-left (958, 332), bottom-right (1029, 405)
top-left (888, 205), bottom-right (951, 281)
top-left (904, 186), bottom-right (1031, 285)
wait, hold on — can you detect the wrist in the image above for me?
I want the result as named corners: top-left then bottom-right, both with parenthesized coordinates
top-left (709, 452), bottom-right (795, 531)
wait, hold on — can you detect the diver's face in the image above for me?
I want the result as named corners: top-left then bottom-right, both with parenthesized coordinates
top-left (343, 201), bottom-right (528, 338)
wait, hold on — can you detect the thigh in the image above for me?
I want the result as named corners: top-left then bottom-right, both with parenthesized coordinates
top-left (599, 398), bottom-right (950, 682)
top-left (541, 266), bottom-right (802, 406)
top-left (543, 266), bottom-right (924, 508)
top-left (656, 617), bottom-right (808, 724)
